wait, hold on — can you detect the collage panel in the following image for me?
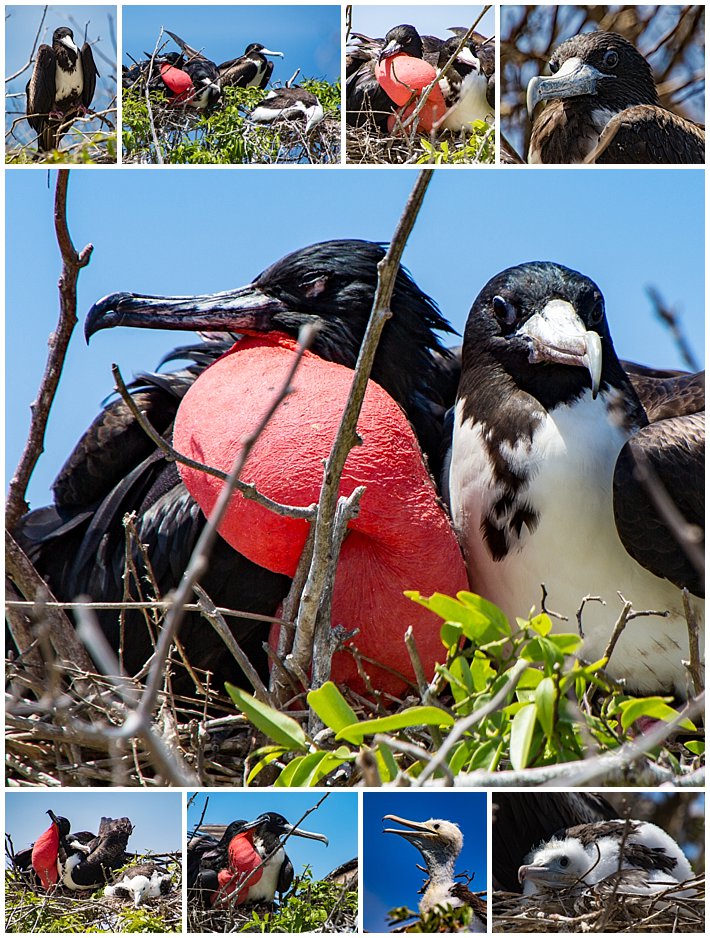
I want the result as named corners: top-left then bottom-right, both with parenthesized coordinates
top-left (345, 4), bottom-right (495, 164)
top-left (492, 791), bottom-right (704, 933)
top-left (121, 4), bottom-right (341, 164)
top-left (362, 790), bottom-right (488, 932)
top-left (186, 790), bottom-right (357, 932)
top-left (500, 4), bottom-right (705, 164)
top-left (5, 4), bottom-right (118, 164)
top-left (4, 790), bottom-right (183, 933)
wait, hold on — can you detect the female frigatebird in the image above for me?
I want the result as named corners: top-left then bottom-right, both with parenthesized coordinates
top-left (26, 26), bottom-right (99, 152)
top-left (219, 44), bottom-right (284, 89)
top-left (188, 812), bottom-right (328, 906)
top-left (15, 240), bottom-right (466, 700)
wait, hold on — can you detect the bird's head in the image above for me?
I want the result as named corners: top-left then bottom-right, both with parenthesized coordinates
top-left (438, 36), bottom-right (482, 77)
top-left (379, 25), bottom-right (424, 62)
top-left (52, 26), bottom-right (79, 54)
top-left (245, 43), bottom-right (284, 58)
top-left (46, 809), bottom-right (71, 837)
top-left (518, 838), bottom-right (590, 895)
top-left (252, 812), bottom-right (329, 845)
top-left (383, 815), bottom-right (464, 871)
top-left (463, 261), bottom-right (629, 408)
top-left (527, 31), bottom-right (658, 116)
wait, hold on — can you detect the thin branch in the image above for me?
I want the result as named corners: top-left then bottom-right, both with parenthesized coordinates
top-left (5, 6), bottom-right (48, 82)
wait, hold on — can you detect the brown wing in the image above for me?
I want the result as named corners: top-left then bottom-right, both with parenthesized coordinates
top-left (80, 42), bottom-right (99, 108)
top-left (26, 44), bottom-right (55, 137)
top-left (586, 104), bottom-right (705, 164)
top-left (218, 58), bottom-right (258, 88)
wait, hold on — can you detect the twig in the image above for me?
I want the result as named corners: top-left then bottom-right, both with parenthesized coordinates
top-left (5, 6), bottom-right (48, 82)
top-left (681, 589), bottom-right (704, 697)
top-left (145, 29), bottom-right (166, 165)
top-left (6, 170), bottom-right (93, 529)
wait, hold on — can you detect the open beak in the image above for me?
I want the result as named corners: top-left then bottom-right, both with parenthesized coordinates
top-left (517, 299), bottom-right (603, 398)
top-left (85, 283), bottom-right (291, 341)
top-left (527, 58), bottom-right (608, 116)
top-left (382, 815), bottom-right (437, 841)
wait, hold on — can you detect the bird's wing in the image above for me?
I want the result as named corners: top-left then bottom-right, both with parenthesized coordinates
top-left (165, 29), bottom-right (202, 59)
top-left (218, 58), bottom-right (257, 87)
top-left (586, 105), bottom-right (705, 164)
top-left (277, 855), bottom-right (294, 895)
top-left (26, 44), bottom-right (56, 132)
top-left (614, 410), bottom-right (704, 595)
top-left (80, 42), bottom-right (99, 107)
top-left (627, 369), bottom-right (704, 423)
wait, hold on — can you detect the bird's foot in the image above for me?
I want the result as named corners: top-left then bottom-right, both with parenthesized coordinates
top-left (48, 110), bottom-right (64, 120)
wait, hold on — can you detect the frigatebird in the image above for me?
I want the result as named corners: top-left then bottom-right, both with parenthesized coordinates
top-left (250, 87), bottom-right (325, 133)
top-left (219, 44), bottom-right (284, 89)
top-left (14, 240), bottom-right (464, 700)
top-left (188, 813), bottom-right (328, 906)
top-left (448, 262), bottom-right (704, 697)
top-left (435, 37), bottom-right (493, 132)
top-left (162, 29), bottom-right (221, 111)
top-left (519, 819), bottom-right (695, 896)
top-left (383, 815), bottom-right (487, 930)
top-left (527, 31), bottom-right (705, 163)
top-left (122, 52), bottom-right (196, 105)
top-left (492, 792), bottom-right (616, 892)
top-left (26, 26), bottom-right (99, 152)
top-left (58, 815), bottom-right (134, 890)
top-left (105, 863), bottom-right (173, 906)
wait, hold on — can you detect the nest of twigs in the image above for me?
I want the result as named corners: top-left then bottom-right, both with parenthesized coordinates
top-left (345, 115), bottom-right (495, 164)
top-left (4, 854), bottom-right (182, 933)
top-left (493, 877), bottom-right (706, 933)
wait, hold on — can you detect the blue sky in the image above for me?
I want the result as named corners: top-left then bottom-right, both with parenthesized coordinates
top-left (349, 5), bottom-right (494, 42)
top-left (5, 791), bottom-right (182, 861)
top-left (5, 168), bottom-right (704, 506)
top-left (363, 790), bottom-right (488, 932)
top-left (186, 790), bottom-right (357, 880)
top-left (122, 5), bottom-right (340, 84)
top-left (5, 5), bottom-right (118, 147)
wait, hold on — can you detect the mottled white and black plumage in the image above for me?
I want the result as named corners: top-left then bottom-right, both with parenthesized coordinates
top-left (59, 816), bottom-right (134, 890)
top-left (105, 863), bottom-right (173, 907)
top-left (383, 816), bottom-right (487, 931)
top-left (250, 87), bottom-right (325, 133)
top-left (219, 44), bottom-right (284, 89)
top-left (519, 820), bottom-right (695, 896)
top-left (527, 31), bottom-right (705, 164)
top-left (25, 26), bottom-right (98, 152)
top-left (449, 261), bottom-right (704, 697)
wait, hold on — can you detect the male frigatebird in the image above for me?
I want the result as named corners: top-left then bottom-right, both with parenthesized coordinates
top-left (250, 87), bottom-right (325, 133)
top-left (448, 262), bottom-right (704, 697)
top-left (15, 240), bottom-right (465, 700)
top-left (519, 819), bottom-right (695, 896)
top-left (26, 26), bottom-right (99, 152)
top-left (105, 863), bottom-right (173, 906)
top-left (383, 815), bottom-right (487, 930)
top-left (219, 44), bottom-right (284, 89)
top-left (527, 31), bottom-right (705, 163)
top-left (159, 29), bottom-right (221, 111)
top-left (188, 812), bottom-right (328, 906)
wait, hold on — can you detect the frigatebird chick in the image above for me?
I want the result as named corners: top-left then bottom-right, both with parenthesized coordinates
top-left (188, 813), bottom-right (328, 907)
top-left (449, 261), bottom-right (704, 698)
top-left (59, 815), bottom-right (134, 890)
top-left (219, 44), bottom-right (284, 89)
top-left (105, 863), bottom-right (173, 907)
top-left (26, 26), bottom-right (99, 152)
top-left (527, 31), bottom-right (705, 163)
top-left (250, 87), bottom-right (325, 133)
top-left (164, 29), bottom-right (222, 111)
top-left (519, 820), bottom-right (695, 897)
top-left (383, 815), bottom-right (487, 931)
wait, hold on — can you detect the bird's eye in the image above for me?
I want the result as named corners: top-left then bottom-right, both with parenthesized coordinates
top-left (301, 276), bottom-right (328, 298)
top-left (590, 299), bottom-right (604, 324)
top-left (549, 59), bottom-right (560, 74)
top-left (559, 856), bottom-right (570, 868)
top-left (603, 50), bottom-right (619, 68)
top-left (493, 295), bottom-right (518, 326)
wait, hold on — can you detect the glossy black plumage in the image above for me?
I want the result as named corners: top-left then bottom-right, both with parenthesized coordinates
top-left (57, 814), bottom-right (134, 889)
top-left (219, 44), bottom-right (284, 89)
top-left (163, 29), bottom-right (222, 110)
top-left (26, 26), bottom-right (99, 152)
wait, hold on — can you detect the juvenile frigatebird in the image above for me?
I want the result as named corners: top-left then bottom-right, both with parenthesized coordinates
top-left (14, 240), bottom-right (465, 700)
top-left (26, 26), bottom-right (99, 152)
top-left (448, 262), bottom-right (704, 697)
top-left (383, 815), bottom-right (487, 930)
top-left (219, 44), bottom-right (284, 89)
top-left (188, 813), bottom-right (328, 906)
top-left (527, 31), bottom-right (705, 163)
top-left (250, 87), bottom-right (325, 133)
top-left (492, 792), bottom-right (616, 892)
top-left (519, 819), bottom-right (695, 896)
top-left (105, 863), bottom-right (173, 906)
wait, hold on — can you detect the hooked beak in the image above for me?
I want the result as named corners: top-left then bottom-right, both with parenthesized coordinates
top-left (518, 863), bottom-right (580, 889)
top-left (60, 35), bottom-right (79, 54)
top-left (282, 824), bottom-right (329, 845)
top-left (261, 48), bottom-right (284, 58)
top-left (527, 58), bottom-right (608, 116)
top-left (517, 299), bottom-right (603, 398)
top-left (378, 39), bottom-right (403, 63)
top-left (46, 809), bottom-right (60, 825)
top-left (85, 283), bottom-right (291, 342)
top-left (382, 815), bottom-right (437, 841)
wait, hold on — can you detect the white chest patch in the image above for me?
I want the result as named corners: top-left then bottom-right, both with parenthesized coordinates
top-left (246, 848), bottom-right (285, 901)
top-left (55, 58), bottom-right (84, 105)
top-left (449, 390), bottom-right (703, 695)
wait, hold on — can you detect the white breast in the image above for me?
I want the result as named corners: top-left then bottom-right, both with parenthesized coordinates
top-left (245, 847), bottom-right (285, 901)
top-left (55, 57), bottom-right (84, 104)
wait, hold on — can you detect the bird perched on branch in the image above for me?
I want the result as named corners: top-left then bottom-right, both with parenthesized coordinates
top-left (219, 43), bottom-right (284, 89)
top-left (105, 863), bottom-right (173, 907)
top-left (519, 819), bottom-right (695, 896)
top-left (527, 31), bottom-right (705, 163)
top-left (448, 261), bottom-right (704, 697)
top-left (163, 29), bottom-right (222, 110)
top-left (26, 26), bottom-right (98, 152)
top-left (188, 813), bottom-right (328, 907)
top-left (383, 815), bottom-right (487, 931)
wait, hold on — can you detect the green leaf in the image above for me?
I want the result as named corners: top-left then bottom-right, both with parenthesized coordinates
top-left (457, 590), bottom-right (512, 637)
top-left (441, 620), bottom-right (463, 649)
top-left (528, 613), bottom-right (552, 636)
top-left (246, 746), bottom-right (286, 785)
top-left (535, 677), bottom-right (556, 739)
top-left (335, 706), bottom-right (454, 743)
top-left (225, 684), bottom-right (308, 750)
top-left (307, 682), bottom-right (358, 732)
top-left (684, 740), bottom-right (704, 755)
top-left (615, 696), bottom-right (696, 733)
top-left (510, 704), bottom-right (537, 770)
top-left (376, 743), bottom-right (399, 782)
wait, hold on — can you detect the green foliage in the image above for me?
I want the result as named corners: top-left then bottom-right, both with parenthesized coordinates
top-left (416, 120), bottom-right (495, 164)
top-left (229, 590), bottom-right (698, 785)
top-left (5, 132), bottom-right (117, 165)
top-left (388, 902), bottom-right (478, 932)
top-left (122, 80), bottom-right (340, 165)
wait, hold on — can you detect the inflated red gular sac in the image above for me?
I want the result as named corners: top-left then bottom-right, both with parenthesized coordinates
top-left (30, 811), bottom-right (67, 889)
top-left (83, 240), bottom-right (468, 699)
top-left (375, 25), bottom-right (446, 133)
